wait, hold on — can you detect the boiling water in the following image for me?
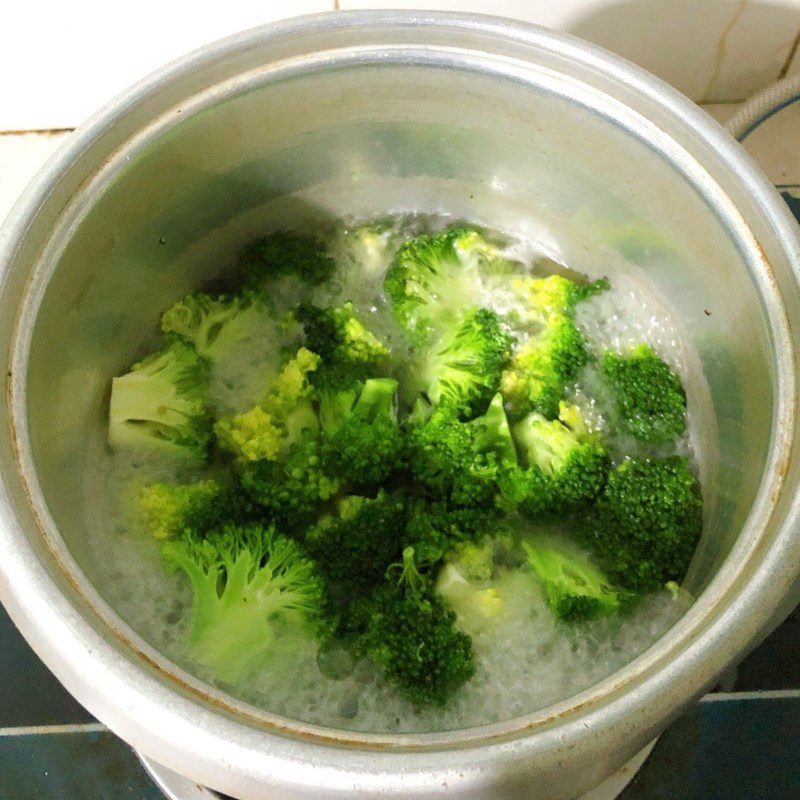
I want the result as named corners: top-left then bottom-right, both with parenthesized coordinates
top-left (83, 216), bottom-right (704, 734)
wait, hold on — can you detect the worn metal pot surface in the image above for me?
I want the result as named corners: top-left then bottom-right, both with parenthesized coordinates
top-left (1, 11), bottom-right (799, 800)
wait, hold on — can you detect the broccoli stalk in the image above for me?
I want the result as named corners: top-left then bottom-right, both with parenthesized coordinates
top-left (108, 339), bottom-right (211, 460)
top-left (468, 392), bottom-right (518, 466)
top-left (162, 524), bottom-right (325, 684)
top-left (522, 534), bottom-right (623, 621)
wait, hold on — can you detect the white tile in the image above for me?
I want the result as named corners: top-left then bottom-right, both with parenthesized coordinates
top-left (700, 1), bottom-right (800, 103)
top-left (336, 0), bottom-right (595, 30)
top-left (0, 132), bottom-right (72, 224)
top-left (738, 101), bottom-right (800, 185)
top-left (700, 100), bottom-right (800, 185)
top-left (339, 0), bottom-right (800, 103)
top-left (0, 1), bottom-right (334, 132)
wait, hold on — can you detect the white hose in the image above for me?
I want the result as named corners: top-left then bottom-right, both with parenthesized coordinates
top-left (724, 72), bottom-right (800, 141)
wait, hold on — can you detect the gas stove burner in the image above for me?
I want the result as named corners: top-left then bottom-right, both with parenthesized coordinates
top-left (139, 755), bottom-right (223, 799)
top-left (138, 741), bottom-right (656, 800)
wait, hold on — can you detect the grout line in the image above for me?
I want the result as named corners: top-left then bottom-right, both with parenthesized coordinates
top-left (0, 722), bottom-right (107, 737)
top-left (778, 27), bottom-right (800, 80)
top-left (0, 128), bottom-right (74, 137)
top-left (701, 689), bottom-right (800, 702)
top-left (701, 0), bottom-right (747, 104)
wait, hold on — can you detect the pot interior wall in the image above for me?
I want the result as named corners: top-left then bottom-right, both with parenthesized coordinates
top-left (24, 59), bottom-right (773, 706)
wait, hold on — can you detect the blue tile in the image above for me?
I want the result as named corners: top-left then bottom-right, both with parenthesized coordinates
top-left (0, 728), bottom-right (163, 800)
top-left (0, 606), bottom-right (93, 727)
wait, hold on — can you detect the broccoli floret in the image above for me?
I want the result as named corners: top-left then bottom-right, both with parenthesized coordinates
top-left (244, 231), bottom-right (336, 287)
top-left (436, 538), bottom-right (507, 632)
top-left (359, 547), bottom-right (475, 706)
top-left (405, 409), bottom-right (500, 508)
top-left (384, 226), bottom-right (512, 340)
top-left (238, 438), bottom-right (340, 529)
top-left (137, 479), bottom-right (225, 540)
top-left (297, 302), bottom-right (388, 381)
top-left (577, 456), bottom-right (702, 593)
top-left (496, 463), bottom-right (554, 517)
top-left (321, 378), bottom-right (404, 487)
top-left (329, 222), bottom-right (401, 285)
top-left (305, 491), bottom-right (407, 605)
top-left (215, 406), bottom-right (283, 462)
top-left (601, 344), bottom-right (687, 445)
top-left (109, 339), bottom-right (211, 461)
top-left (215, 348), bottom-right (320, 462)
top-left (513, 412), bottom-right (609, 509)
top-left (501, 314), bottom-right (588, 419)
top-left (160, 290), bottom-right (269, 363)
top-left (505, 274), bottom-right (608, 330)
top-left (416, 308), bottom-right (512, 419)
top-left (522, 534), bottom-right (623, 621)
top-left (404, 499), bottom-right (500, 566)
top-left (162, 523), bottom-right (325, 683)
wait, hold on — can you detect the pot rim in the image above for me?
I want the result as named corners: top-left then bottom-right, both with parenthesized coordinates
top-left (1, 9), bottom-right (799, 794)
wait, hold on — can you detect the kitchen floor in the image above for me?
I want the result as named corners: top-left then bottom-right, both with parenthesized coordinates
top-left (1, 79), bottom-right (800, 800)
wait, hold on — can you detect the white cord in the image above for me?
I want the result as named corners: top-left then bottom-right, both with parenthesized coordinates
top-left (724, 72), bottom-right (800, 141)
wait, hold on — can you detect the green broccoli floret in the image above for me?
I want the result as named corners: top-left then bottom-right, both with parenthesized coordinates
top-left (504, 274), bottom-right (608, 330)
top-left (244, 231), bottom-right (336, 286)
top-left (577, 456), bottom-right (702, 593)
top-left (321, 378), bottom-right (404, 487)
top-left (416, 308), bottom-right (511, 419)
top-left (160, 290), bottom-right (269, 363)
top-left (238, 437), bottom-right (340, 529)
top-left (359, 547), bottom-right (475, 706)
top-left (162, 523), bottom-right (325, 683)
top-left (384, 226), bottom-right (512, 340)
top-left (215, 348), bottom-right (320, 462)
top-left (305, 491), bottom-right (407, 604)
top-left (109, 339), bottom-right (211, 461)
top-left (601, 344), bottom-right (687, 445)
top-left (297, 302), bottom-right (388, 381)
top-left (405, 408), bottom-right (500, 508)
top-left (404, 499), bottom-right (500, 566)
top-left (329, 222), bottom-right (400, 283)
top-left (522, 534), bottom-right (623, 621)
top-left (496, 463), bottom-right (554, 517)
top-left (501, 314), bottom-right (588, 419)
top-left (137, 479), bottom-right (225, 540)
top-left (513, 411), bottom-right (609, 509)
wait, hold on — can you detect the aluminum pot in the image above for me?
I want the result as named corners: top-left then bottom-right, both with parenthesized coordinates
top-left (1, 11), bottom-right (800, 800)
